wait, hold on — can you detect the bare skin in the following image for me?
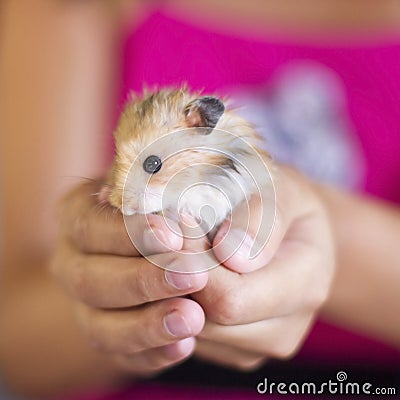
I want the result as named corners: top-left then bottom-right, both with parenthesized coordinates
top-left (0, 0), bottom-right (399, 397)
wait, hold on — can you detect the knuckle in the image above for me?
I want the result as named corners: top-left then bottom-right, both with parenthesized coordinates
top-left (304, 259), bottom-right (332, 312)
top-left (87, 334), bottom-right (106, 353)
top-left (77, 309), bottom-right (108, 353)
top-left (57, 184), bottom-right (86, 228)
top-left (210, 286), bottom-right (245, 325)
top-left (307, 282), bottom-right (329, 311)
top-left (130, 271), bottom-right (153, 304)
top-left (72, 213), bottom-right (91, 251)
top-left (120, 334), bottom-right (142, 356)
top-left (120, 317), bottom-right (155, 355)
top-left (49, 243), bottom-right (82, 295)
top-left (72, 261), bottom-right (94, 305)
top-left (72, 260), bottom-right (86, 295)
top-left (273, 337), bottom-right (301, 360)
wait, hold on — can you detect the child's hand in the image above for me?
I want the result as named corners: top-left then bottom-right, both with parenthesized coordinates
top-left (191, 166), bottom-right (335, 369)
top-left (50, 181), bottom-right (208, 377)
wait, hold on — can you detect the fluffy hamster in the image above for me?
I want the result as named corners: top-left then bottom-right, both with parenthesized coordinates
top-left (105, 87), bottom-right (270, 232)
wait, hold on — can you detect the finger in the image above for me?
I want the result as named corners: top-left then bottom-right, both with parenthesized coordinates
top-left (147, 249), bottom-right (220, 274)
top-left (213, 195), bottom-right (284, 273)
top-left (60, 181), bottom-right (183, 256)
top-left (199, 313), bottom-right (314, 359)
top-left (114, 337), bottom-right (195, 377)
top-left (213, 166), bottom-right (314, 273)
top-left (193, 217), bottom-right (332, 324)
top-left (77, 298), bottom-right (204, 355)
top-left (195, 338), bottom-right (266, 371)
top-left (179, 213), bottom-right (210, 252)
top-left (51, 241), bottom-right (208, 308)
top-left (145, 213), bottom-right (218, 274)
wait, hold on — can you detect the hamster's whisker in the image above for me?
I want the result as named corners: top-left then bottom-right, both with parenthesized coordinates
top-left (62, 176), bottom-right (109, 185)
top-left (90, 201), bottom-right (108, 216)
top-left (88, 197), bottom-right (120, 221)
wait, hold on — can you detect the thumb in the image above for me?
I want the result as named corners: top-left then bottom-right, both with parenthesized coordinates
top-left (213, 195), bottom-right (279, 273)
top-left (179, 213), bottom-right (211, 252)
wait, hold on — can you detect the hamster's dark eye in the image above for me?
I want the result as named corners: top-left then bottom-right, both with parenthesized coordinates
top-left (143, 155), bottom-right (162, 174)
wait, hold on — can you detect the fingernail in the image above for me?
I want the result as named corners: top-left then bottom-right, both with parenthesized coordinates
top-left (228, 229), bottom-right (254, 259)
top-left (164, 311), bottom-right (191, 338)
top-left (165, 270), bottom-right (193, 290)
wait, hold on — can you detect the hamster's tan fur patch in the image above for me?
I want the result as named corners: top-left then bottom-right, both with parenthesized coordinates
top-left (107, 87), bottom-right (270, 215)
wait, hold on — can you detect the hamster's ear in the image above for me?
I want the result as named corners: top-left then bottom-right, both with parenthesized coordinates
top-left (184, 96), bottom-right (225, 133)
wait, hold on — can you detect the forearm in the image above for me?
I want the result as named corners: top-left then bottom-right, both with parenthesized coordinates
top-left (0, 0), bottom-right (132, 396)
top-left (0, 267), bottom-right (123, 398)
top-left (317, 184), bottom-right (400, 348)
